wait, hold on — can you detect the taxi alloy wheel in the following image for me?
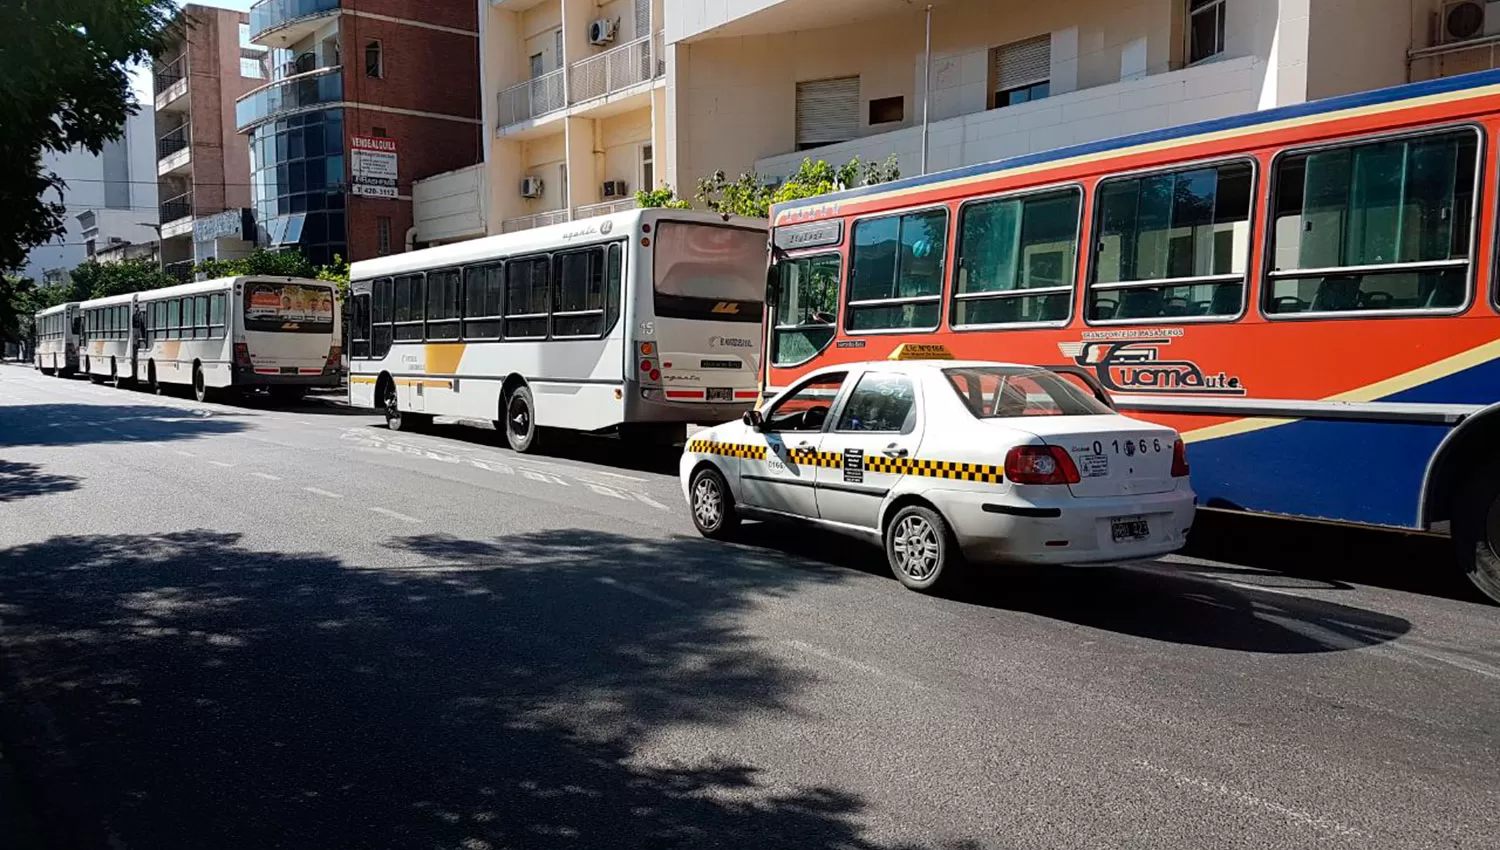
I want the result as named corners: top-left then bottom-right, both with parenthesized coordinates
top-left (689, 466), bottom-right (739, 540)
top-left (886, 505), bottom-right (961, 592)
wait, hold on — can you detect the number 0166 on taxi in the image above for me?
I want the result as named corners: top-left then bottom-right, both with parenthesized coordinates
top-left (679, 355), bottom-right (1197, 593)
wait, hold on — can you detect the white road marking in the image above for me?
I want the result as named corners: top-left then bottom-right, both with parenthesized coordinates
top-left (206, 460), bottom-right (235, 468)
top-left (782, 639), bottom-right (929, 691)
top-left (369, 506), bottom-right (421, 523)
top-left (632, 492), bottom-right (671, 511)
top-left (303, 487), bottom-right (344, 499)
top-left (1135, 760), bottom-right (1364, 839)
top-left (249, 472), bottom-right (282, 481)
top-left (173, 450), bottom-right (197, 458)
top-left (596, 576), bottom-right (688, 610)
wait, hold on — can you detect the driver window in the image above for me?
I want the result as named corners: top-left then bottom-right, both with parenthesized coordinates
top-left (764, 372), bottom-right (847, 432)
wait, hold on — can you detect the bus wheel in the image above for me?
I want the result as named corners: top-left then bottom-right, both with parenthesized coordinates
top-left (504, 386), bottom-right (541, 453)
top-left (193, 365), bottom-right (212, 403)
top-left (110, 359), bottom-right (119, 387)
top-left (1453, 460), bottom-right (1500, 604)
top-left (147, 362), bottom-right (159, 395)
top-left (382, 381), bottom-right (428, 431)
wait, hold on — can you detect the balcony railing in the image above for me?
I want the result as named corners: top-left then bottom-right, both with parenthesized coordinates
top-left (236, 66), bottom-right (342, 131)
top-left (154, 58), bottom-right (185, 94)
top-left (249, 0), bottom-right (340, 42)
top-left (158, 125), bottom-right (191, 160)
top-left (495, 67), bottom-right (567, 128)
top-left (164, 260), bottom-right (196, 283)
top-left (569, 32), bottom-right (664, 104)
top-left (501, 209), bottom-right (572, 234)
top-left (161, 191), bottom-right (194, 224)
top-left (574, 198), bottom-right (638, 219)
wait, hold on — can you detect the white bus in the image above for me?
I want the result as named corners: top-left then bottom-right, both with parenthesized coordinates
top-left (348, 208), bottom-right (767, 451)
top-left (33, 302), bottom-right (81, 376)
top-left (74, 276), bottom-right (341, 402)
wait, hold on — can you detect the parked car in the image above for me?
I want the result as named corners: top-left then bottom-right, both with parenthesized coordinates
top-left (680, 349), bottom-right (1196, 591)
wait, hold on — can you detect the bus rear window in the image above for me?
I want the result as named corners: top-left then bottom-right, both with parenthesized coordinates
top-left (653, 223), bottom-right (765, 322)
top-left (243, 282), bottom-right (336, 333)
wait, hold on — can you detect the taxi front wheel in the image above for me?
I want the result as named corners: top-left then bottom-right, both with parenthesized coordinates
top-left (690, 466), bottom-right (740, 540)
top-left (885, 505), bottom-right (964, 592)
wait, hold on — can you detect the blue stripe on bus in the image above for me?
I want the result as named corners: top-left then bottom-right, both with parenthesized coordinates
top-left (772, 68), bottom-right (1500, 216)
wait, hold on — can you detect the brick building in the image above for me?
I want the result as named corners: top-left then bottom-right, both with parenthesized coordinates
top-left (238, 0), bottom-right (482, 264)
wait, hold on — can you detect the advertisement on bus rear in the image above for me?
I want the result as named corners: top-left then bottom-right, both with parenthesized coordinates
top-left (243, 282), bottom-right (335, 334)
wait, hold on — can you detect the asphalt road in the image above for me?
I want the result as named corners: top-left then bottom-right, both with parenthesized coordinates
top-left (0, 361), bottom-right (1496, 850)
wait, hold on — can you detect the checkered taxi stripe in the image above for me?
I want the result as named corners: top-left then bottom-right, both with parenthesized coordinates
top-left (686, 439), bottom-right (767, 460)
top-left (688, 441), bottom-right (1004, 484)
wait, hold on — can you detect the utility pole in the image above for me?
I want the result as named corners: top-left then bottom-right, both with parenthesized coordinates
top-left (921, 5), bottom-right (933, 175)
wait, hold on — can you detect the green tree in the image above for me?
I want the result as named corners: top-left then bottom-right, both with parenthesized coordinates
top-left (0, 0), bottom-right (175, 271)
top-left (634, 186), bottom-right (691, 209)
top-left (694, 155), bottom-right (901, 219)
top-left (196, 249), bottom-right (350, 300)
top-left (69, 258), bottom-right (175, 299)
top-left (0, 275), bottom-right (38, 349)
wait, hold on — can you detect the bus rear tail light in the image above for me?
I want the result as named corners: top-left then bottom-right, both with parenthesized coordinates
top-left (1171, 439), bottom-right (1190, 477)
top-left (1004, 446), bottom-right (1080, 485)
top-left (233, 343), bottom-right (253, 368)
top-left (637, 341), bottom-right (661, 386)
top-left (324, 345), bottom-right (341, 372)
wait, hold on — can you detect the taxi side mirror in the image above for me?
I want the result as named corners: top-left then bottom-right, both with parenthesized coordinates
top-left (742, 409), bottom-right (764, 431)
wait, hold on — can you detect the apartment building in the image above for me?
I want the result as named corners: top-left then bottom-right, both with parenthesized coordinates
top-left (421, 0), bottom-right (1500, 243)
top-left (153, 4), bottom-right (267, 281)
top-left (237, 0), bottom-right (482, 264)
top-left (19, 109), bottom-right (158, 282)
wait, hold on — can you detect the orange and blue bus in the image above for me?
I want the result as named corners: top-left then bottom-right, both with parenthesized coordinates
top-left (764, 69), bottom-right (1500, 603)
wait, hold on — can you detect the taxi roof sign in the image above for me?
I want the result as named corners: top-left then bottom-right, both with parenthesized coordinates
top-left (889, 343), bottom-right (955, 361)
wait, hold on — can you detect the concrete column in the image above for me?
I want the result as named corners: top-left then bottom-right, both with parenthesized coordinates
top-left (564, 115), bottom-right (598, 211)
top-left (488, 138), bottom-right (524, 234)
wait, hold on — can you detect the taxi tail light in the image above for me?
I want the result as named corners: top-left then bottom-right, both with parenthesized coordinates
top-left (233, 343), bottom-right (253, 368)
top-left (1170, 439), bottom-right (1190, 477)
top-left (1005, 446), bottom-right (1080, 485)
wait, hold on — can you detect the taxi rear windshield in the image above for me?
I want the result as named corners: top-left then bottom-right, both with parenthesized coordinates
top-left (243, 281), bottom-right (336, 334)
top-left (944, 367), bottom-right (1111, 418)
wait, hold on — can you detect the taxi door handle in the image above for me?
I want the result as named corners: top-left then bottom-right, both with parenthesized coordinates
top-left (883, 444), bottom-right (909, 458)
top-left (796, 440), bottom-right (813, 449)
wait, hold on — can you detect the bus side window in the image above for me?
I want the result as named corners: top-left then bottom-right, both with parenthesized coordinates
top-left (425, 269), bottom-right (462, 340)
top-left (552, 248), bottom-right (606, 338)
top-left (393, 274), bottom-right (425, 341)
top-left (505, 255), bottom-right (550, 339)
top-left (209, 293), bottom-right (225, 338)
top-left (952, 187), bottom-right (1080, 328)
top-left (371, 278), bottom-right (394, 356)
top-left (350, 292), bottom-right (371, 357)
top-left (606, 242), bottom-right (623, 333)
top-left (1265, 128), bottom-right (1477, 315)
top-left (462, 264), bottom-right (503, 339)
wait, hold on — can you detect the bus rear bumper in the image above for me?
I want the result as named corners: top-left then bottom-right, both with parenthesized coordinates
top-left (624, 382), bottom-right (753, 425)
top-left (231, 367), bottom-right (340, 388)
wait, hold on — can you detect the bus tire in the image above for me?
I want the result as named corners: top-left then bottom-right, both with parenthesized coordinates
top-left (109, 359), bottom-right (118, 387)
top-left (1453, 458), bottom-right (1500, 604)
top-left (192, 364), bottom-right (213, 403)
top-left (382, 379), bottom-right (429, 431)
top-left (689, 465), bottom-right (740, 540)
top-left (147, 361), bottom-right (159, 395)
top-left (504, 385), bottom-right (541, 453)
top-left (884, 503), bottom-right (966, 594)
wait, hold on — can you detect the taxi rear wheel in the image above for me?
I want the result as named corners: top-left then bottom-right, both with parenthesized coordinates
top-left (885, 504), bottom-right (963, 592)
top-left (690, 466), bottom-right (740, 539)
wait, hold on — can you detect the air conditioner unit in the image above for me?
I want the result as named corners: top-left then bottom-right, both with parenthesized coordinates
top-left (1440, 0), bottom-right (1500, 42)
top-left (520, 175), bottom-right (544, 198)
top-left (588, 18), bottom-right (617, 46)
top-left (601, 180), bottom-right (628, 198)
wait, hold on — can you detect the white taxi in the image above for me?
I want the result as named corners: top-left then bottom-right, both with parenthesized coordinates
top-left (679, 348), bottom-right (1197, 592)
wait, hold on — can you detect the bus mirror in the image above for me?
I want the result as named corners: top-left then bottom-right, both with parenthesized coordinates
top-left (742, 409), bottom-right (764, 431)
top-left (764, 265), bottom-right (779, 304)
top-left (811, 310), bottom-right (834, 325)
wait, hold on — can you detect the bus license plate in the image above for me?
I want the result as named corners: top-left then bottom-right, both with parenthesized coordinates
top-left (1110, 516), bottom-right (1150, 542)
top-left (706, 387), bottom-right (733, 402)
top-left (279, 366), bottom-right (296, 375)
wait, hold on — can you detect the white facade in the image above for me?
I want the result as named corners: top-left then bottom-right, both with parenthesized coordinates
top-left (21, 109), bottom-right (159, 281)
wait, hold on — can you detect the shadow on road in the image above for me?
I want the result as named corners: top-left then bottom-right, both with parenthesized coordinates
top-left (738, 524), bottom-right (1412, 654)
top-left (0, 461), bottom-right (80, 503)
top-left (0, 528), bottom-right (951, 850)
top-left (1182, 509), bottom-right (1488, 604)
top-left (0, 404), bottom-right (250, 448)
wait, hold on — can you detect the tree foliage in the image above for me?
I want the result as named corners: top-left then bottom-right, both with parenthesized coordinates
top-left (634, 155), bottom-right (901, 219)
top-left (0, 0), bottom-right (176, 271)
top-left (694, 155), bottom-right (901, 219)
top-left (196, 249), bottom-right (351, 299)
top-left (0, 275), bottom-right (38, 346)
top-left (69, 258), bottom-right (176, 299)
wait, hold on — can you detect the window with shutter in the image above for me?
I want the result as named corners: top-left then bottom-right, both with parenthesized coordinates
top-left (991, 35), bottom-right (1051, 109)
top-left (796, 76), bottom-right (860, 151)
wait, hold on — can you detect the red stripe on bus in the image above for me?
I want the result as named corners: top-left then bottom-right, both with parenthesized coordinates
top-left (734, 391), bottom-right (758, 399)
top-left (253, 368), bottom-right (278, 375)
top-left (665, 390), bottom-right (704, 399)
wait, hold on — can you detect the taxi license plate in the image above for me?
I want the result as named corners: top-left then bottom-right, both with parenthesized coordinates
top-left (1110, 516), bottom-right (1150, 542)
top-left (706, 387), bottom-right (733, 402)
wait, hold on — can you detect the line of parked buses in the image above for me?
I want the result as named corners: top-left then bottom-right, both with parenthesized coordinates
top-left (33, 69), bottom-right (1500, 601)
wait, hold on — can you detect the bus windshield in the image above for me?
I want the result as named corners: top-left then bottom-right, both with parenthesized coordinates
top-left (243, 281), bottom-right (336, 334)
top-left (653, 222), bottom-right (765, 322)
